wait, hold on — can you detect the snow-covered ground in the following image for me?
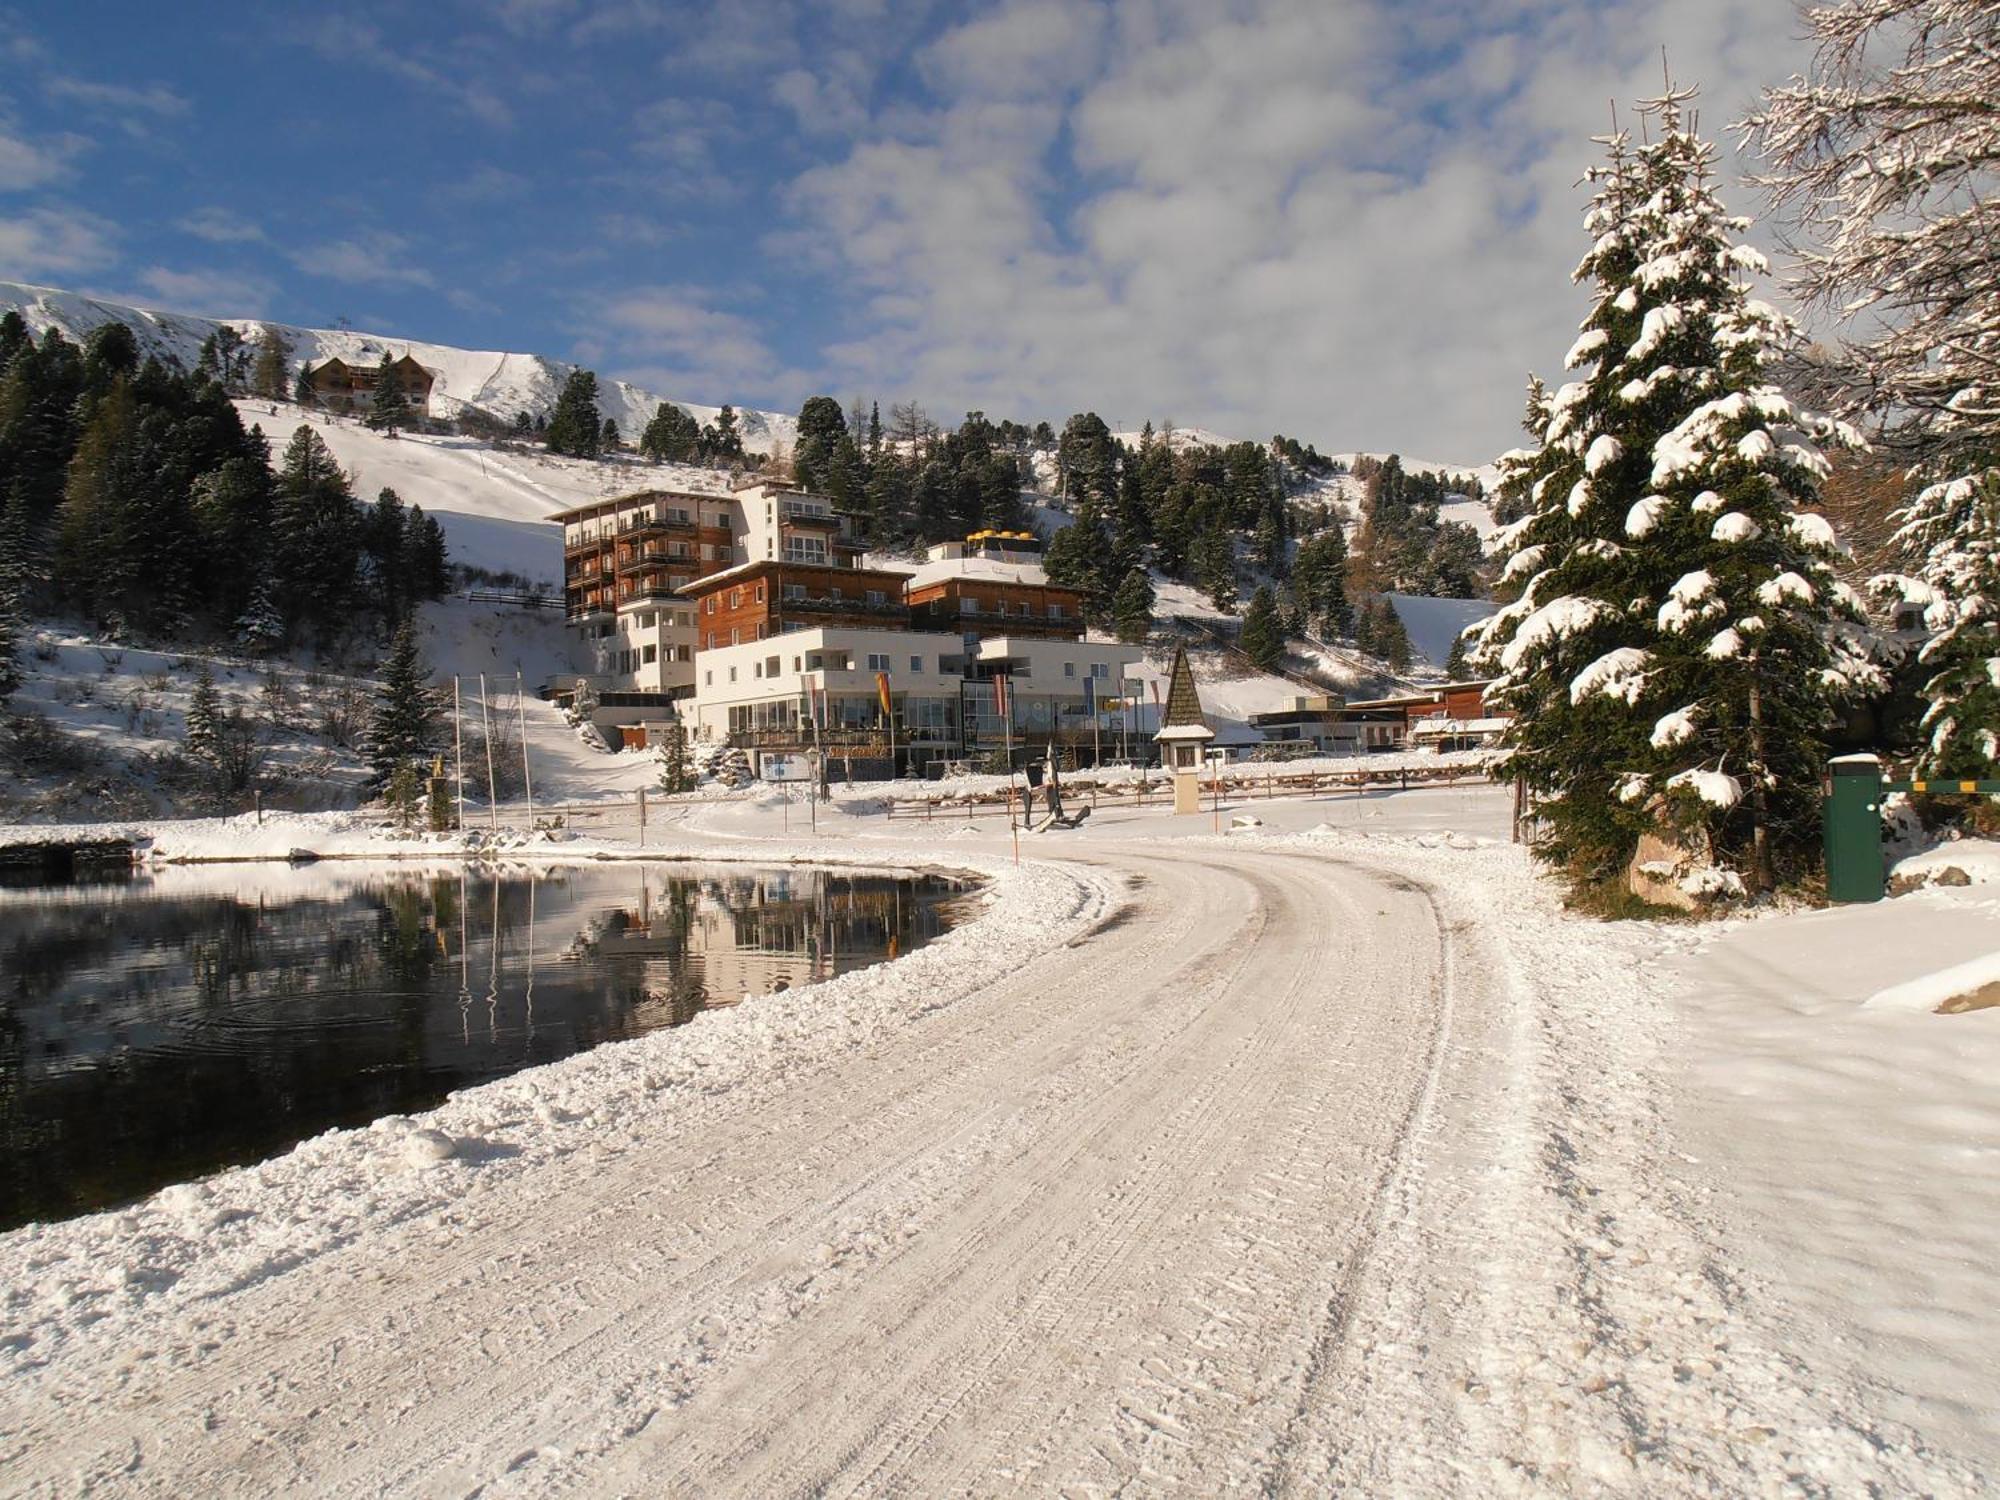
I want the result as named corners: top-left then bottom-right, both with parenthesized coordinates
top-left (0, 782), bottom-right (1993, 1494)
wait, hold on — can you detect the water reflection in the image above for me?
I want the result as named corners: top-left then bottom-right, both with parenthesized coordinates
top-left (0, 862), bottom-right (967, 1230)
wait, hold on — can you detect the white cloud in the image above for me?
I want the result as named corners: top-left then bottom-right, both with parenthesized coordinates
top-left (589, 285), bottom-right (785, 391)
top-left (44, 76), bottom-right (189, 118)
top-left (775, 0), bottom-right (1813, 460)
top-left (291, 231), bottom-right (437, 289)
top-left (0, 125), bottom-right (84, 191)
top-left (176, 207), bottom-right (267, 244)
top-left (0, 205), bottom-right (117, 279)
top-left (134, 266), bottom-right (277, 317)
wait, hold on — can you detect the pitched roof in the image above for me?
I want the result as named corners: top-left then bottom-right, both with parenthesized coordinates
top-left (1156, 643), bottom-right (1212, 738)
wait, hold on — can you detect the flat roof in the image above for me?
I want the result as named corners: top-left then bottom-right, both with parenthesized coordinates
top-left (547, 480), bottom-right (735, 524)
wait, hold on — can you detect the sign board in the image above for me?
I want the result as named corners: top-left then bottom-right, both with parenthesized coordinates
top-left (761, 753), bottom-right (814, 782)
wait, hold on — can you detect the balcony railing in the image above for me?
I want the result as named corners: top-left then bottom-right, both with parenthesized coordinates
top-left (782, 596), bottom-right (909, 620)
top-left (616, 548), bottom-right (696, 574)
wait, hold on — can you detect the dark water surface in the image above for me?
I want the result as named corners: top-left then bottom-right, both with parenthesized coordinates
top-left (0, 862), bottom-right (970, 1230)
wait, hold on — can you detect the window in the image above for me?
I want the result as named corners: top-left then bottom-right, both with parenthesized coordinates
top-left (1063, 662), bottom-right (1076, 678)
top-left (792, 656), bottom-right (803, 671)
top-left (728, 666), bottom-right (738, 683)
top-left (1090, 663), bottom-right (1111, 679)
top-left (1049, 604), bottom-right (1066, 619)
top-left (783, 583), bottom-right (806, 602)
top-left (642, 645), bottom-right (657, 664)
top-left (866, 590), bottom-right (886, 606)
top-left (755, 583), bottom-right (766, 603)
top-left (704, 595), bottom-right (715, 614)
top-left (765, 656), bottom-right (780, 677)
top-left (730, 588), bottom-right (743, 608)
top-left (639, 611), bottom-right (656, 628)
top-left (866, 653), bottom-right (891, 672)
top-left (910, 655), bottom-right (924, 673)
top-left (705, 631), bottom-right (716, 650)
top-left (730, 627), bottom-right (740, 645)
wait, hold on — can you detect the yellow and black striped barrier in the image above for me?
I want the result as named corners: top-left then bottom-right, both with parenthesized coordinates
top-left (1827, 754), bottom-right (1999, 904)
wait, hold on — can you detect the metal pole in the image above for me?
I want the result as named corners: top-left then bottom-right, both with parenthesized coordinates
top-left (452, 676), bottom-right (466, 832)
top-left (479, 673), bottom-right (500, 835)
top-left (516, 671), bottom-right (534, 826)
top-left (638, 786), bottom-right (647, 848)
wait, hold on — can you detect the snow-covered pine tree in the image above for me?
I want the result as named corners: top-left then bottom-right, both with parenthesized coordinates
top-left (234, 578), bottom-right (285, 655)
top-left (1877, 472), bottom-right (2000, 778)
top-left (1472, 88), bottom-right (1880, 895)
top-left (185, 664), bottom-right (222, 767)
top-left (1746, 0), bottom-right (2000, 783)
top-left (365, 620), bottom-right (438, 791)
top-left (658, 719), bottom-right (696, 794)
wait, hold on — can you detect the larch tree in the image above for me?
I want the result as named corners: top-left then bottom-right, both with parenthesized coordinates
top-left (1745, 0), bottom-right (2000, 781)
top-left (1472, 87), bottom-right (1881, 896)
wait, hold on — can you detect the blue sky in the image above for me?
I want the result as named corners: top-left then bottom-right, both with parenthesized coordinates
top-left (0, 1), bottom-right (1813, 459)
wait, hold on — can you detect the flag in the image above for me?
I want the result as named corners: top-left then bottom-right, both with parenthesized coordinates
top-left (993, 673), bottom-right (1009, 716)
top-left (875, 671), bottom-right (892, 718)
top-left (1149, 679), bottom-right (1161, 709)
top-left (1083, 674), bottom-right (1096, 714)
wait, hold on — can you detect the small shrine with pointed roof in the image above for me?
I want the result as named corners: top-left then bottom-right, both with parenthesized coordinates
top-left (1154, 643), bottom-right (1214, 812)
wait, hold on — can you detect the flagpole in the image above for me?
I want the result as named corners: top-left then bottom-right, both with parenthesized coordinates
top-left (452, 675), bottom-right (466, 832)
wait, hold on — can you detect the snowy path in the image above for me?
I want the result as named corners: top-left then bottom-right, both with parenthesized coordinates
top-left (1, 840), bottom-right (1475, 1496)
top-left (0, 799), bottom-right (1987, 1496)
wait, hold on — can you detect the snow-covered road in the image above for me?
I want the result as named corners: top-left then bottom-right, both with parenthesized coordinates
top-left (1, 840), bottom-right (1471, 1495)
top-left (1, 792), bottom-right (1991, 1496)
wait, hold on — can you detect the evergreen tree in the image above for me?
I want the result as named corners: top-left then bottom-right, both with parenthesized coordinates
top-left (234, 578), bottom-right (285, 656)
top-left (272, 425), bottom-right (361, 640)
top-left (1043, 516), bottom-right (1116, 622)
top-left (365, 354), bottom-right (412, 431)
top-left (601, 417), bottom-right (621, 451)
top-left (251, 325), bottom-right (293, 402)
top-left (295, 361), bottom-right (316, 406)
top-left (1292, 528), bottom-right (1351, 637)
top-left (1443, 631), bottom-right (1473, 680)
top-left (1111, 566), bottom-right (1154, 644)
top-left (794, 395), bottom-right (847, 490)
top-left (658, 719), bottom-right (696, 793)
top-left (544, 369), bottom-right (603, 457)
top-left (1471, 88), bottom-right (1881, 894)
top-left (365, 618), bottom-right (438, 790)
top-left (1193, 521), bottom-right (1237, 613)
top-left (640, 401), bottom-right (700, 462)
top-left (401, 506), bottom-right (450, 601)
top-left (1373, 599), bottom-right (1413, 672)
top-left (1057, 412), bottom-right (1116, 512)
top-left (0, 490), bottom-right (26, 700)
top-left (184, 663), bottom-right (222, 767)
top-left (1240, 585), bottom-right (1284, 671)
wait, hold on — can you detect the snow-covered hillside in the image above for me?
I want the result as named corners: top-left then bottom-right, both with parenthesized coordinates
top-left (241, 402), bottom-right (742, 586)
top-left (0, 280), bottom-right (797, 453)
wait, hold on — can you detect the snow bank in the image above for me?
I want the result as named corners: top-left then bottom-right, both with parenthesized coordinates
top-left (1864, 951), bottom-right (2000, 1013)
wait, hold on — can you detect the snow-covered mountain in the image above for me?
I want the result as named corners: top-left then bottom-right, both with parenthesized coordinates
top-left (0, 281), bottom-right (798, 454)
